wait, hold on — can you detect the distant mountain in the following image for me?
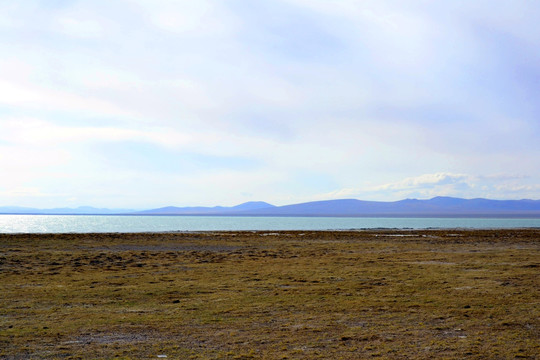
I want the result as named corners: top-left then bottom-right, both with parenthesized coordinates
top-left (133, 201), bottom-right (275, 215)
top-left (2, 197), bottom-right (540, 217)
top-left (0, 202), bottom-right (276, 215)
top-left (229, 201), bottom-right (276, 211)
top-left (238, 197), bottom-right (540, 217)
top-left (129, 197), bottom-right (540, 217)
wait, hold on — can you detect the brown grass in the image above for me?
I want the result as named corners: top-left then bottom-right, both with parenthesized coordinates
top-left (0, 230), bottom-right (539, 359)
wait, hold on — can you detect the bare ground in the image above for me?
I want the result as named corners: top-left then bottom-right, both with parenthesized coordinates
top-left (0, 230), bottom-right (538, 359)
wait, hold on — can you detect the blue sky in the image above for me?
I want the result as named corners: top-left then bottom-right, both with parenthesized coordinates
top-left (1, 0), bottom-right (539, 208)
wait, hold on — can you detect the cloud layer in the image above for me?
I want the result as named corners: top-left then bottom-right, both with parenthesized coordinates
top-left (0, 1), bottom-right (539, 207)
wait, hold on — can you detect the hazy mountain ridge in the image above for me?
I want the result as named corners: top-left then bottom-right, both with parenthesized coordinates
top-left (240, 197), bottom-right (540, 217)
top-left (2, 197), bottom-right (540, 217)
top-left (133, 201), bottom-right (275, 215)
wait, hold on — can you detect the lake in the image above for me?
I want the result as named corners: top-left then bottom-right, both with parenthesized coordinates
top-left (1, 215), bottom-right (539, 233)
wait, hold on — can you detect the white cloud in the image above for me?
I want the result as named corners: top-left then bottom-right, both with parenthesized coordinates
top-left (0, 118), bottom-right (193, 148)
top-left (132, 0), bottom-right (238, 36)
top-left (317, 173), bottom-right (540, 201)
top-left (0, 80), bottom-right (133, 118)
top-left (55, 16), bottom-right (104, 39)
top-left (0, 1), bottom-right (539, 207)
top-left (0, 187), bottom-right (64, 199)
top-left (372, 173), bottom-right (469, 191)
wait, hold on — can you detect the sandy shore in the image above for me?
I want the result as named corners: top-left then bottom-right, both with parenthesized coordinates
top-left (1, 229), bottom-right (539, 359)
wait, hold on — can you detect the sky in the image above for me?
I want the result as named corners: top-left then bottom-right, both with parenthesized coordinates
top-left (1, 0), bottom-right (539, 209)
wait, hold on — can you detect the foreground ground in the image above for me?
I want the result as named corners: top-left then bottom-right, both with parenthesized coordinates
top-left (0, 230), bottom-right (538, 359)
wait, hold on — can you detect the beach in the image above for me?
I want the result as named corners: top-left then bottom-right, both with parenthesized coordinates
top-left (1, 230), bottom-right (538, 359)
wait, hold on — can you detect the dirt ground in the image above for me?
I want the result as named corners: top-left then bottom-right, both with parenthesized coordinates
top-left (0, 230), bottom-right (538, 359)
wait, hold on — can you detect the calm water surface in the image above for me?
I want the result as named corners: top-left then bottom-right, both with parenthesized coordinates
top-left (0, 215), bottom-right (539, 233)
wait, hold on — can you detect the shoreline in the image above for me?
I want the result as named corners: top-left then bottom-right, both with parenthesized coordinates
top-left (2, 227), bottom-right (540, 235)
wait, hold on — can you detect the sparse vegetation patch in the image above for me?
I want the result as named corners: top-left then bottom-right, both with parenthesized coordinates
top-left (1, 230), bottom-right (538, 359)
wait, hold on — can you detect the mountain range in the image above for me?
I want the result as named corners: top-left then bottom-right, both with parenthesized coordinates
top-left (2, 197), bottom-right (540, 217)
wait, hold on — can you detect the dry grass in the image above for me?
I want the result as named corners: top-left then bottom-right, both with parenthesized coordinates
top-left (0, 230), bottom-right (539, 359)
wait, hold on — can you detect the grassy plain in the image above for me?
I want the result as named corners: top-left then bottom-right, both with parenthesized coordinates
top-left (0, 230), bottom-right (538, 359)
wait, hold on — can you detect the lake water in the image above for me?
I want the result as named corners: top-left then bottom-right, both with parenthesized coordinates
top-left (0, 215), bottom-right (539, 233)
